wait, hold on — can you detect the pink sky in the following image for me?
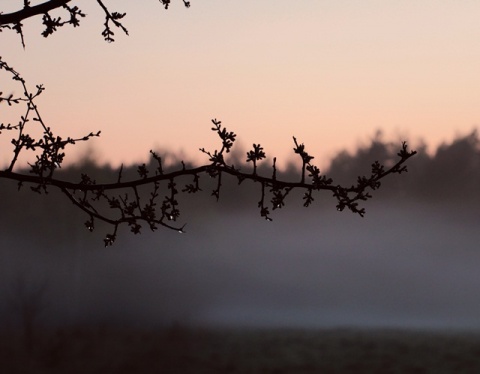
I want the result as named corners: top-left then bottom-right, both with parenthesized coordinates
top-left (2, 1), bottom-right (480, 170)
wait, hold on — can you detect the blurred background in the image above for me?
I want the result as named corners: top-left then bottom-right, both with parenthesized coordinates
top-left (1, 132), bottom-right (479, 332)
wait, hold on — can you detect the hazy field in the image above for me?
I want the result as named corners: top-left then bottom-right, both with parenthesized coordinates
top-left (3, 326), bottom-right (480, 373)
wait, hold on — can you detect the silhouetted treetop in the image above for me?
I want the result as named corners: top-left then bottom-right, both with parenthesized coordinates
top-left (327, 130), bottom-right (480, 203)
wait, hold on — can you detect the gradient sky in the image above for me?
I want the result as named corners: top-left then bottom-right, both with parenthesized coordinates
top-left (2, 0), bottom-right (480, 169)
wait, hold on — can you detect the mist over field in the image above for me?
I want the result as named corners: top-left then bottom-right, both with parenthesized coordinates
top-left (1, 132), bottom-right (480, 332)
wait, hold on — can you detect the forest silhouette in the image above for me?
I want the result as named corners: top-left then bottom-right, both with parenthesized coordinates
top-left (1, 129), bottom-right (478, 242)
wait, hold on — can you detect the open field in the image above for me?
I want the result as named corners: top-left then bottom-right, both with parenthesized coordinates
top-left (2, 326), bottom-right (480, 373)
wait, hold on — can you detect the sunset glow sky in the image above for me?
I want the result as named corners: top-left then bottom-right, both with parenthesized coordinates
top-left (2, 1), bottom-right (480, 169)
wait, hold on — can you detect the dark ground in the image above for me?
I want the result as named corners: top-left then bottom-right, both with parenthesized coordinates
top-left (2, 326), bottom-right (480, 373)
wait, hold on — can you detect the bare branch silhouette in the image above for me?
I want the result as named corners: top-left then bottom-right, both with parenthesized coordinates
top-left (0, 57), bottom-right (416, 246)
top-left (0, 0), bottom-right (190, 45)
top-left (0, 2), bottom-right (416, 245)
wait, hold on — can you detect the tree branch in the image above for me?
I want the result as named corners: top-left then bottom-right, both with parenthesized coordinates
top-left (0, 0), bottom-right (72, 26)
top-left (0, 5), bottom-right (416, 245)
